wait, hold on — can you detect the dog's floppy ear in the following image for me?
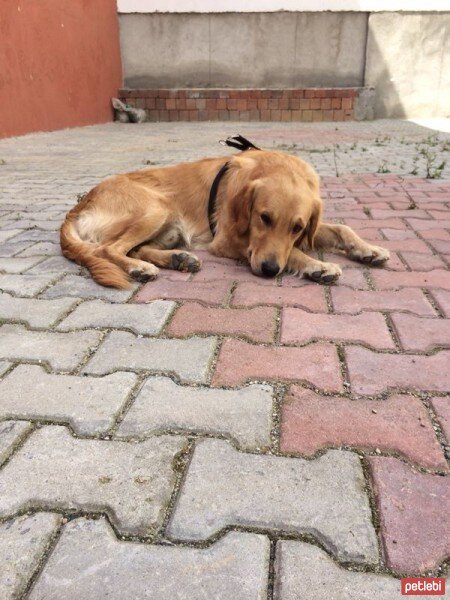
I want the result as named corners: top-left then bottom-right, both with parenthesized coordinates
top-left (230, 183), bottom-right (256, 236)
top-left (307, 198), bottom-right (322, 249)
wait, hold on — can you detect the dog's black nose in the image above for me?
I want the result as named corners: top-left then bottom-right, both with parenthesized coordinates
top-left (261, 260), bottom-right (279, 277)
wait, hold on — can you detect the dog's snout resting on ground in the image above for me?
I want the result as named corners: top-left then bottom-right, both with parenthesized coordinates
top-left (60, 143), bottom-right (390, 288)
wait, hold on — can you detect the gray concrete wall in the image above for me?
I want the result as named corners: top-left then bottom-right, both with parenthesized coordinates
top-left (119, 12), bottom-right (368, 88)
top-left (365, 12), bottom-right (450, 118)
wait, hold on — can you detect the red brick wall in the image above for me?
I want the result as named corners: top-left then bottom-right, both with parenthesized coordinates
top-left (0, 0), bottom-right (122, 138)
top-left (119, 88), bottom-right (359, 122)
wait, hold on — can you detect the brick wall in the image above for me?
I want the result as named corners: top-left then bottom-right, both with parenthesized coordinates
top-left (119, 88), bottom-right (363, 122)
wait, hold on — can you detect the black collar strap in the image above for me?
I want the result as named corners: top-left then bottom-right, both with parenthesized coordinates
top-left (208, 135), bottom-right (261, 236)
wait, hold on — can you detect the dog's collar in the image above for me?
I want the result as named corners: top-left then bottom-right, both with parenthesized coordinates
top-left (208, 135), bottom-right (260, 236)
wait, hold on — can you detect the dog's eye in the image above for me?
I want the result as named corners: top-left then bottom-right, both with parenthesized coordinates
top-left (260, 213), bottom-right (272, 226)
top-left (292, 223), bottom-right (302, 234)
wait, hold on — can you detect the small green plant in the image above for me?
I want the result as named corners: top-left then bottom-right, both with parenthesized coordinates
top-left (377, 161), bottom-right (391, 174)
top-left (418, 145), bottom-right (446, 179)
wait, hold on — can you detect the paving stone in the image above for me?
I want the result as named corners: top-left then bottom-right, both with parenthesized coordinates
top-left (167, 302), bottom-right (277, 343)
top-left (30, 518), bottom-right (269, 600)
top-left (280, 388), bottom-right (447, 470)
top-left (57, 298), bottom-right (175, 335)
top-left (27, 255), bottom-right (81, 274)
top-left (331, 287), bottom-right (436, 316)
top-left (280, 308), bottom-right (395, 349)
top-left (212, 339), bottom-right (342, 391)
top-left (134, 279), bottom-right (231, 305)
top-left (42, 274), bottom-right (135, 302)
top-left (369, 457), bottom-right (450, 574)
top-left (84, 330), bottom-right (216, 383)
top-left (18, 241), bottom-right (61, 256)
top-left (430, 397), bottom-right (450, 442)
top-left (0, 273), bottom-right (58, 296)
top-left (5, 229), bottom-right (60, 243)
top-left (421, 228), bottom-right (450, 241)
top-left (430, 239), bottom-right (450, 255)
top-left (0, 229), bottom-right (23, 243)
top-left (0, 324), bottom-right (102, 371)
top-left (0, 365), bottom-right (137, 435)
top-left (372, 270), bottom-right (450, 291)
top-left (117, 376), bottom-right (273, 450)
top-left (381, 238), bottom-right (432, 254)
top-left (0, 361), bottom-right (11, 377)
top-left (231, 281), bottom-right (327, 311)
top-left (0, 256), bottom-right (45, 273)
top-left (167, 439), bottom-right (378, 564)
top-left (407, 218), bottom-right (450, 231)
top-left (283, 267), bottom-right (369, 290)
top-left (0, 426), bottom-right (185, 536)
top-left (346, 346), bottom-right (450, 395)
top-left (0, 292), bottom-right (78, 327)
top-left (391, 313), bottom-right (450, 351)
top-left (371, 208), bottom-right (430, 219)
top-left (0, 240), bottom-right (34, 257)
top-left (274, 540), bottom-right (448, 600)
top-left (0, 420), bottom-right (33, 465)
top-left (401, 251), bottom-right (447, 271)
top-left (2, 219), bottom-right (60, 231)
top-left (192, 262), bottom-right (276, 285)
top-left (344, 218), bottom-right (405, 230)
top-left (381, 228), bottom-right (417, 241)
top-left (0, 512), bottom-right (61, 599)
top-left (430, 289), bottom-right (450, 317)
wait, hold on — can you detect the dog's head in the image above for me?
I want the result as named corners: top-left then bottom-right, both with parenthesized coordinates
top-left (227, 151), bottom-right (322, 277)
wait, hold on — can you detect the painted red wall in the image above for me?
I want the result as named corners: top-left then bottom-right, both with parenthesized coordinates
top-left (0, 0), bottom-right (122, 138)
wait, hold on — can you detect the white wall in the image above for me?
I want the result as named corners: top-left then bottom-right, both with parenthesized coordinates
top-left (118, 0), bottom-right (450, 13)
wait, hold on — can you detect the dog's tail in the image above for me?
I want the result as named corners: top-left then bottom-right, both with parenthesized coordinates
top-left (60, 208), bottom-right (131, 290)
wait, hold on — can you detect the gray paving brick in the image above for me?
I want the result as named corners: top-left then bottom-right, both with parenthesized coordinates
top-left (0, 240), bottom-right (36, 257)
top-left (0, 256), bottom-right (45, 273)
top-left (0, 292), bottom-right (78, 327)
top-left (0, 229), bottom-right (23, 243)
top-left (0, 420), bottom-right (33, 465)
top-left (168, 439), bottom-right (378, 564)
top-left (31, 517), bottom-right (269, 600)
top-left (84, 331), bottom-right (217, 383)
top-left (0, 426), bottom-right (185, 535)
top-left (5, 229), bottom-right (59, 243)
top-left (2, 219), bottom-right (60, 230)
top-left (0, 365), bottom-right (137, 435)
top-left (0, 324), bottom-right (102, 371)
top-left (0, 273), bottom-right (58, 296)
top-left (0, 512), bottom-right (61, 599)
top-left (18, 241), bottom-right (61, 256)
top-left (0, 361), bottom-right (11, 377)
top-left (117, 376), bottom-right (273, 450)
top-left (26, 255), bottom-right (82, 275)
top-left (42, 274), bottom-right (135, 302)
top-left (57, 298), bottom-right (175, 335)
top-left (274, 540), bottom-right (448, 599)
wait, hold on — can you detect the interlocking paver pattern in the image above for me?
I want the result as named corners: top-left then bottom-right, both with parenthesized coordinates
top-left (30, 518), bottom-right (270, 600)
top-left (0, 513), bottom-right (61, 599)
top-left (0, 365), bottom-right (137, 434)
top-left (0, 120), bottom-right (449, 594)
top-left (0, 426), bottom-right (185, 535)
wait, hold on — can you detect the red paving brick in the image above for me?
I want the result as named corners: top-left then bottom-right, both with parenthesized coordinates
top-left (192, 262), bottom-right (276, 285)
top-left (430, 397), bottom-right (450, 442)
top-left (346, 347), bottom-right (450, 395)
top-left (282, 267), bottom-right (368, 290)
top-left (280, 388), bottom-right (447, 470)
top-left (212, 339), bottom-right (342, 391)
top-left (420, 228), bottom-right (450, 241)
top-left (343, 218), bottom-right (405, 230)
top-left (381, 228), bottom-right (417, 241)
top-left (380, 239), bottom-right (432, 254)
top-left (331, 287), bottom-right (435, 316)
top-left (371, 209), bottom-right (430, 219)
top-left (407, 218), bottom-right (450, 231)
top-left (231, 282), bottom-right (327, 311)
top-left (429, 289), bottom-right (450, 317)
top-left (166, 302), bottom-right (277, 343)
top-left (280, 308), bottom-right (395, 349)
top-left (372, 270), bottom-right (450, 291)
top-left (134, 279), bottom-right (231, 305)
top-left (369, 457), bottom-right (450, 574)
top-left (391, 313), bottom-right (450, 352)
top-left (400, 252), bottom-right (446, 271)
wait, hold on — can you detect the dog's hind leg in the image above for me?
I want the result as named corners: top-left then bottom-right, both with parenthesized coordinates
top-left (314, 223), bottom-right (390, 266)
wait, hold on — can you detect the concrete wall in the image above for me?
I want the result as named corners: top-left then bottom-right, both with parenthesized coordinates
top-left (365, 12), bottom-right (450, 118)
top-left (0, 0), bottom-right (122, 139)
top-left (119, 12), bottom-right (367, 89)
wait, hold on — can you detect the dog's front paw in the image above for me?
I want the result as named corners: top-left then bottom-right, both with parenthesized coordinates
top-left (171, 252), bottom-right (201, 273)
top-left (350, 244), bottom-right (390, 267)
top-left (304, 261), bottom-right (342, 284)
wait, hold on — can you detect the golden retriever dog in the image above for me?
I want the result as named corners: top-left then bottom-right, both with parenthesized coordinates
top-left (60, 137), bottom-right (389, 288)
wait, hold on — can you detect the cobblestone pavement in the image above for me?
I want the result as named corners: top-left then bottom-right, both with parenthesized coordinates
top-left (0, 120), bottom-right (449, 599)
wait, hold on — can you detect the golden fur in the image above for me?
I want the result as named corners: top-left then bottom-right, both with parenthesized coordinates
top-left (60, 149), bottom-right (389, 288)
